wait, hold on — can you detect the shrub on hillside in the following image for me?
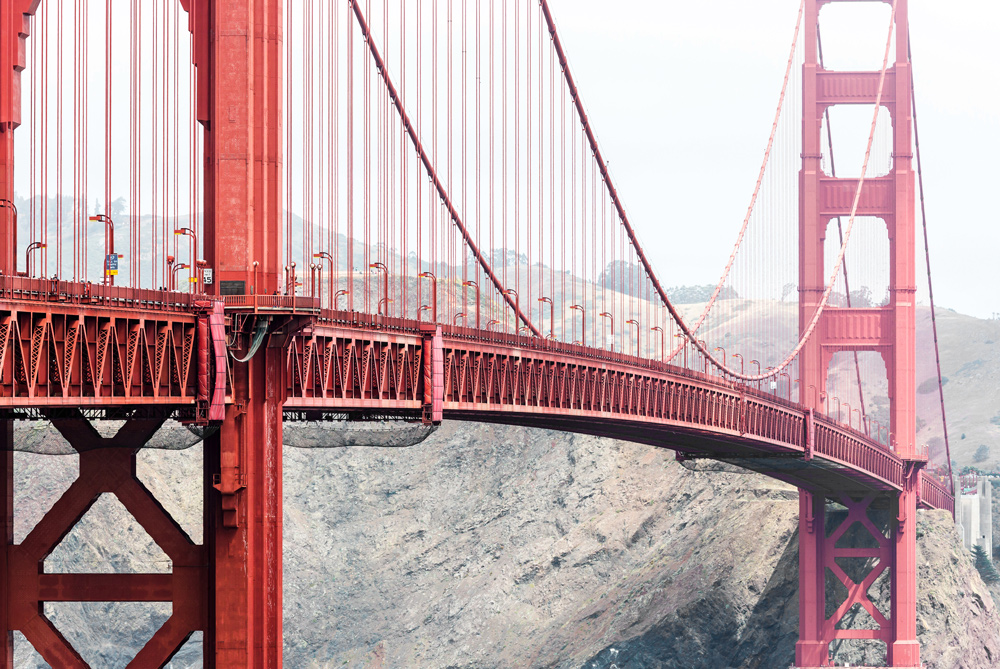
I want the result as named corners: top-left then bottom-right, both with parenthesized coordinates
top-left (917, 376), bottom-right (948, 394)
top-left (972, 545), bottom-right (1000, 584)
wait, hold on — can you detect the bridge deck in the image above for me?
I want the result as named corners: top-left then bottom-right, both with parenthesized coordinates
top-left (0, 291), bottom-right (952, 514)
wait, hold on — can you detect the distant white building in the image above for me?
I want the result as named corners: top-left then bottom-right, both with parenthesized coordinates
top-left (955, 476), bottom-right (993, 561)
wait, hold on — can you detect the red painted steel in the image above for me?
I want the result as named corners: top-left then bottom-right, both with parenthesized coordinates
top-left (0, 0), bottom-right (954, 666)
top-left (3, 412), bottom-right (203, 667)
top-left (797, 1), bottom-right (922, 665)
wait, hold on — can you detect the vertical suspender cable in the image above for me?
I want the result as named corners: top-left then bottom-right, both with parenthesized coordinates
top-left (909, 37), bottom-right (953, 497)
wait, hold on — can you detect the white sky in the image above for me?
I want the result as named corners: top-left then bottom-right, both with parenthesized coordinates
top-left (545, 0), bottom-right (1000, 319)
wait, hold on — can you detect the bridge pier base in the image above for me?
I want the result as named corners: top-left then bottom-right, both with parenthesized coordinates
top-left (1, 420), bottom-right (12, 669)
top-left (796, 481), bottom-right (922, 668)
top-left (205, 344), bottom-right (284, 668)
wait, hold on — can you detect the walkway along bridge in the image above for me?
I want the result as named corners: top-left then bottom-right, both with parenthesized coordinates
top-left (0, 0), bottom-right (955, 666)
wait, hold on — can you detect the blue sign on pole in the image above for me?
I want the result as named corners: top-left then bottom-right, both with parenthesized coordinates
top-left (105, 253), bottom-right (119, 276)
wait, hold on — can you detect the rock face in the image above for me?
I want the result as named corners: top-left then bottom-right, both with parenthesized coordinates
top-left (9, 421), bottom-right (1000, 667)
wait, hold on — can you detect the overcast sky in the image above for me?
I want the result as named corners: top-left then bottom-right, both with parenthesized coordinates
top-left (545, 0), bottom-right (999, 319)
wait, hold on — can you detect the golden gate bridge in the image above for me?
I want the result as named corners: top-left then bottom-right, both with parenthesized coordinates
top-left (0, 0), bottom-right (954, 666)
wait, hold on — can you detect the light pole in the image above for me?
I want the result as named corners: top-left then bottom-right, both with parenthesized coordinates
top-left (420, 272), bottom-right (437, 322)
top-left (780, 372), bottom-right (791, 400)
top-left (539, 297), bottom-right (554, 340)
top-left (174, 227), bottom-right (197, 289)
top-left (90, 214), bottom-right (117, 285)
top-left (454, 313), bottom-right (467, 326)
top-left (732, 353), bottom-right (744, 375)
top-left (651, 326), bottom-right (664, 362)
top-left (698, 340), bottom-right (709, 373)
top-left (25, 242), bottom-right (46, 278)
top-left (313, 251), bottom-right (335, 310)
top-left (714, 347), bottom-right (727, 374)
top-left (486, 319), bottom-right (501, 332)
top-left (674, 333), bottom-right (688, 369)
top-left (843, 402), bottom-right (852, 428)
top-left (370, 262), bottom-right (389, 316)
top-left (505, 289), bottom-right (519, 333)
top-left (626, 319), bottom-right (639, 357)
top-left (463, 280), bottom-right (480, 328)
top-left (335, 289), bottom-right (350, 311)
top-left (419, 305), bottom-right (433, 321)
top-left (599, 312), bottom-right (614, 351)
top-left (570, 305), bottom-right (585, 346)
top-left (750, 360), bottom-right (761, 390)
top-left (171, 262), bottom-right (190, 291)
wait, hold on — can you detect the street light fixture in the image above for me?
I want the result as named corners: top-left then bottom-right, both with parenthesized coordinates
top-left (90, 214), bottom-right (118, 285)
top-left (313, 251), bottom-right (335, 310)
top-left (25, 242), bottom-right (46, 278)
top-left (463, 280), bottom-right (480, 328)
top-left (569, 305), bottom-right (585, 347)
top-left (599, 312), bottom-right (614, 351)
top-left (626, 319), bottom-right (639, 357)
top-left (174, 227), bottom-right (197, 289)
top-left (538, 296), bottom-right (554, 340)
top-left (370, 262), bottom-right (389, 317)
top-left (334, 289), bottom-right (350, 311)
top-left (651, 326), bottom-right (664, 362)
top-left (419, 271), bottom-right (437, 322)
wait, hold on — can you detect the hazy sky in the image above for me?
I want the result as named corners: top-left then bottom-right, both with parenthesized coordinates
top-left (545, 0), bottom-right (999, 319)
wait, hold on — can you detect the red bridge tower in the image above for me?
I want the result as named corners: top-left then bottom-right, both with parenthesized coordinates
top-left (797, 0), bottom-right (922, 666)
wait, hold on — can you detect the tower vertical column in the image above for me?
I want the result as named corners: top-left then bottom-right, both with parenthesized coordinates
top-left (0, 421), bottom-right (12, 669)
top-left (1, 1), bottom-right (41, 275)
top-left (198, 0), bottom-right (284, 666)
top-left (795, 491), bottom-right (828, 667)
top-left (798, 0), bottom-right (826, 414)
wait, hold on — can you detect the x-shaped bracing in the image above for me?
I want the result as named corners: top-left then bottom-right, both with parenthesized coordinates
top-left (7, 411), bottom-right (204, 668)
top-left (823, 494), bottom-right (892, 642)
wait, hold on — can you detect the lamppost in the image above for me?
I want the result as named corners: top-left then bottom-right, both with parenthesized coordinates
top-left (486, 319), bottom-right (501, 332)
top-left (651, 326), bottom-right (664, 362)
top-left (454, 313), bottom-right (467, 326)
top-left (334, 289), bottom-right (350, 311)
top-left (626, 319), bottom-right (639, 357)
top-left (852, 408), bottom-right (861, 430)
top-left (173, 227), bottom-right (197, 289)
top-left (674, 333), bottom-right (688, 369)
top-left (698, 340), bottom-right (709, 373)
top-left (25, 242), bottom-right (46, 278)
top-left (505, 288), bottom-right (519, 333)
top-left (420, 271), bottom-right (437, 322)
top-left (570, 305), bottom-right (585, 346)
top-left (313, 251), bottom-right (335, 310)
top-left (732, 352), bottom-right (744, 375)
top-left (419, 305), bottom-right (433, 321)
top-left (843, 402), bottom-right (852, 428)
top-left (171, 262), bottom-right (190, 291)
top-left (599, 312), bottom-right (614, 351)
top-left (90, 214), bottom-right (117, 285)
top-left (780, 372), bottom-right (791, 400)
top-left (463, 280), bottom-right (480, 328)
top-left (714, 347), bottom-right (727, 374)
top-left (539, 296), bottom-right (554, 340)
top-left (369, 262), bottom-right (390, 316)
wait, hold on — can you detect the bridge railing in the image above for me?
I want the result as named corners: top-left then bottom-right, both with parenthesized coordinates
top-left (0, 275), bottom-right (207, 314)
top-left (919, 471), bottom-right (955, 513)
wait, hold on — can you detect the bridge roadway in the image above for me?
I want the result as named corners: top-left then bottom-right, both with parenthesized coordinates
top-left (0, 277), bottom-right (953, 515)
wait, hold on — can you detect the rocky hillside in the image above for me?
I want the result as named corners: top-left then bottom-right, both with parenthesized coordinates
top-left (10, 419), bottom-right (1000, 668)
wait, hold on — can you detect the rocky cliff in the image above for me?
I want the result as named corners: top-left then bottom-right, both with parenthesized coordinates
top-left (10, 421), bottom-right (1000, 668)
